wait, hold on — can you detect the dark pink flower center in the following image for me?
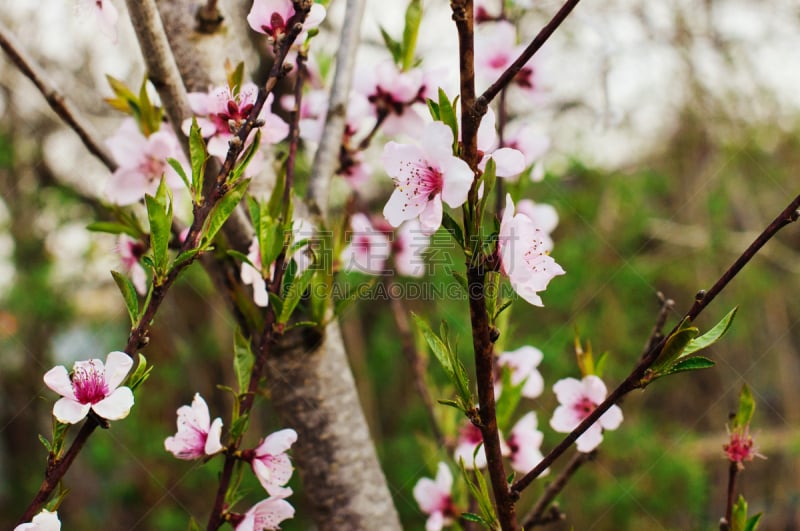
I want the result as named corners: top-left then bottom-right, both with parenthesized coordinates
top-left (262, 12), bottom-right (287, 37)
top-left (572, 396), bottom-right (597, 421)
top-left (724, 431), bottom-right (756, 464)
top-left (408, 161), bottom-right (443, 200)
top-left (140, 155), bottom-right (166, 182)
top-left (72, 361), bottom-right (109, 404)
top-left (354, 234), bottom-right (372, 253)
top-left (515, 66), bottom-right (535, 89)
top-left (489, 54), bottom-right (510, 70)
top-left (459, 422), bottom-right (483, 445)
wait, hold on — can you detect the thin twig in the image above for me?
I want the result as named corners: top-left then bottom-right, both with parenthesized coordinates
top-left (720, 461), bottom-right (738, 530)
top-left (306, 0), bottom-right (367, 220)
top-left (521, 451), bottom-right (594, 528)
top-left (511, 193), bottom-right (800, 497)
top-left (476, 0), bottom-right (583, 114)
top-left (642, 291), bottom-right (675, 358)
top-left (0, 20), bottom-right (116, 170)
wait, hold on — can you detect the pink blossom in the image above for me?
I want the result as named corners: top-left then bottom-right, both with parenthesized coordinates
top-left (117, 235), bottom-right (148, 295)
top-left (236, 495), bottom-right (295, 531)
top-left (105, 119), bottom-right (187, 205)
top-left (43, 351), bottom-right (134, 424)
top-left (454, 421), bottom-right (488, 469)
top-left (507, 412), bottom-right (547, 474)
top-left (498, 194), bottom-right (565, 306)
top-left (251, 429), bottom-right (297, 496)
top-left (515, 200), bottom-right (558, 235)
top-left (185, 87), bottom-right (288, 176)
top-left (497, 345), bottom-right (545, 399)
top-left (164, 393), bottom-right (224, 460)
top-left (504, 123), bottom-right (550, 182)
top-left (342, 214), bottom-right (391, 275)
top-left (247, 0), bottom-right (326, 40)
top-left (241, 238), bottom-right (269, 307)
top-left (356, 62), bottom-right (430, 137)
top-left (78, 0), bottom-right (119, 43)
top-left (724, 427), bottom-right (763, 468)
top-left (550, 375), bottom-right (623, 452)
top-left (14, 509), bottom-right (60, 531)
top-left (413, 462), bottom-right (457, 531)
top-left (475, 21), bottom-right (540, 98)
top-left (382, 122), bottom-right (473, 234)
top-left (476, 109), bottom-right (526, 178)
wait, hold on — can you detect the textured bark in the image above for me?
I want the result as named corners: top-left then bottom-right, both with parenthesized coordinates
top-left (267, 321), bottom-right (402, 530)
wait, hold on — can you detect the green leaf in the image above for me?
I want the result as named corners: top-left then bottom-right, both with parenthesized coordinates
top-left (38, 434), bottom-right (52, 453)
top-left (279, 266), bottom-right (316, 324)
top-left (145, 193), bottom-right (170, 276)
top-left (441, 211), bottom-right (464, 248)
top-left (127, 354), bottom-right (153, 392)
top-left (492, 299), bottom-right (513, 323)
top-left (651, 318), bottom-right (699, 373)
top-left (436, 398), bottom-right (462, 410)
top-left (460, 512), bottom-right (488, 524)
top-left (744, 513), bottom-right (762, 531)
top-left (731, 495), bottom-right (748, 531)
top-left (458, 458), bottom-right (498, 527)
top-left (732, 383), bottom-right (755, 430)
top-left (86, 221), bottom-right (140, 238)
top-left (229, 412), bottom-right (250, 441)
top-left (172, 248), bottom-right (202, 270)
top-left (167, 157), bottom-right (191, 194)
top-left (230, 129), bottom-right (261, 183)
top-left (187, 517), bottom-right (203, 531)
top-left (401, 0), bottom-right (422, 71)
top-left (594, 351), bottom-right (609, 379)
top-left (379, 26), bottom-right (402, 64)
top-left (452, 271), bottom-right (468, 293)
top-left (437, 88), bottom-right (458, 146)
top-left (233, 328), bottom-right (254, 395)
top-left (201, 178), bottom-right (250, 247)
top-left (227, 61), bottom-right (245, 95)
top-left (266, 169), bottom-right (286, 220)
top-left (110, 270), bottom-right (140, 325)
top-left (664, 356), bottom-right (715, 375)
top-left (682, 307), bottom-right (738, 358)
top-left (426, 98), bottom-right (440, 121)
top-left (189, 118), bottom-right (207, 200)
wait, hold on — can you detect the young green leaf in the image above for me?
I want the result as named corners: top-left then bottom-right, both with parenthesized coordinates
top-left (228, 412), bottom-right (250, 442)
top-left (230, 130), bottom-right (262, 183)
top-left (86, 221), bottom-right (141, 238)
top-left (460, 513), bottom-right (488, 525)
top-left (437, 88), bottom-right (458, 145)
top-left (227, 61), bottom-right (245, 95)
top-left (127, 354), bottom-right (153, 392)
top-left (188, 118), bottom-right (207, 200)
top-left (110, 270), bottom-right (140, 325)
top-left (732, 383), bottom-right (755, 431)
top-left (477, 157), bottom-right (496, 219)
top-left (682, 307), bottom-right (738, 358)
top-left (496, 366), bottom-right (525, 433)
top-left (167, 157), bottom-right (191, 194)
top-left (426, 98), bottom-right (440, 121)
top-left (379, 26), bottom-right (403, 65)
top-left (441, 211), bottom-right (464, 248)
top-left (401, 0), bottom-right (422, 71)
top-left (201, 178), bottom-right (250, 247)
top-left (233, 328), bottom-right (255, 395)
top-left (279, 266), bottom-right (316, 324)
top-left (664, 356), bottom-right (715, 375)
top-left (145, 193), bottom-right (170, 276)
top-left (650, 319), bottom-right (699, 373)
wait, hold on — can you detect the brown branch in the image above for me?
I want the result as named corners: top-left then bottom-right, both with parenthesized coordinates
top-left (511, 193), bottom-right (800, 497)
top-left (0, 20), bottom-right (116, 170)
top-left (522, 451), bottom-right (595, 528)
top-left (475, 0), bottom-right (583, 114)
top-left (720, 461), bottom-right (739, 530)
top-left (641, 292), bottom-right (675, 358)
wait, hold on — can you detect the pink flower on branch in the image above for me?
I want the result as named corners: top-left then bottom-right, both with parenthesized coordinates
top-left (550, 375), bottom-right (622, 452)
top-left (413, 462), bottom-right (458, 531)
top-left (105, 119), bottom-right (186, 205)
top-left (341, 213), bottom-right (392, 275)
top-left (507, 412), bottom-right (547, 474)
top-left (235, 495), bottom-right (295, 531)
top-left (249, 429), bottom-right (297, 497)
top-left (43, 351), bottom-right (134, 424)
top-left (497, 345), bottom-right (545, 399)
top-left (247, 0), bottom-right (326, 40)
top-left (241, 238), bottom-right (270, 308)
top-left (78, 0), bottom-right (119, 43)
top-left (164, 393), bottom-right (224, 460)
top-left (382, 122), bottom-right (473, 235)
top-left (117, 235), bottom-right (148, 295)
top-left (498, 194), bottom-right (564, 306)
top-left (724, 427), bottom-right (763, 468)
top-left (14, 509), bottom-right (60, 531)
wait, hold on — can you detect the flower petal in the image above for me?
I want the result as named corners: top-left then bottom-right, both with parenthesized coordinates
top-left (43, 366), bottom-right (76, 400)
top-left (53, 397), bottom-right (91, 424)
top-left (104, 351), bottom-right (133, 391)
top-left (575, 424), bottom-right (604, 453)
top-left (92, 386), bottom-right (134, 420)
top-left (205, 417), bottom-right (224, 455)
top-left (256, 428), bottom-right (298, 457)
top-left (600, 404), bottom-right (623, 431)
